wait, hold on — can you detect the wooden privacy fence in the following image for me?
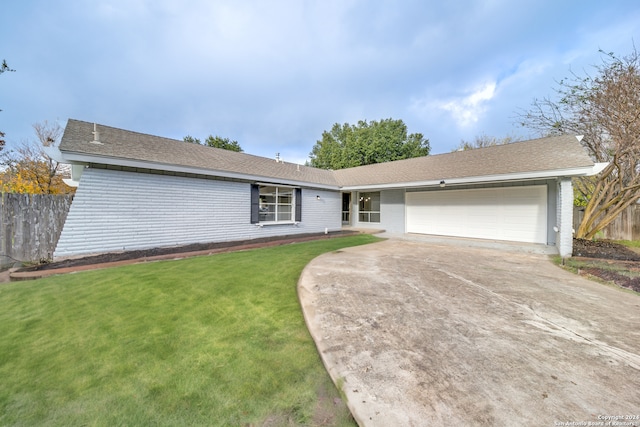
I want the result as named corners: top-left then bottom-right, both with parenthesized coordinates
top-left (574, 203), bottom-right (640, 241)
top-left (1, 193), bottom-right (73, 268)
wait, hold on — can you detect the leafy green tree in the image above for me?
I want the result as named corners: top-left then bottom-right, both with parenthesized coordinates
top-left (518, 47), bottom-right (640, 239)
top-left (204, 135), bottom-right (243, 152)
top-left (309, 118), bottom-right (430, 169)
top-left (183, 135), bottom-right (201, 144)
top-left (182, 134), bottom-right (243, 152)
top-left (452, 134), bottom-right (520, 152)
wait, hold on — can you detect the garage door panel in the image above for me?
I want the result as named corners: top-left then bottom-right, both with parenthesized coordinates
top-left (406, 186), bottom-right (547, 244)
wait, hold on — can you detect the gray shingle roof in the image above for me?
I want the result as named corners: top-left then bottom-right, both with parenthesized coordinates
top-left (60, 119), bottom-right (339, 187)
top-left (60, 119), bottom-right (594, 188)
top-left (334, 134), bottom-right (594, 187)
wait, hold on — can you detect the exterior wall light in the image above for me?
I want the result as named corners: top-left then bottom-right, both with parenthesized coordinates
top-left (440, 180), bottom-right (446, 188)
top-left (316, 195), bottom-right (321, 200)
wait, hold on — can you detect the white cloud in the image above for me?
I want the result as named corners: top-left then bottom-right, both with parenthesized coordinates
top-left (436, 82), bottom-right (497, 127)
top-left (3, 0), bottom-right (640, 160)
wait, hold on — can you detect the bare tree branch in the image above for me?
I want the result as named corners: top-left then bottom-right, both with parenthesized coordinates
top-left (0, 121), bottom-right (73, 194)
top-left (517, 46), bottom-right (640, 239)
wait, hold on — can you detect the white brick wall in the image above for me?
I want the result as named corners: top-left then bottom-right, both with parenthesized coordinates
top-left (54, 168), bottom-right (342, 258)
top-left (556, 178), bottom-right (574, 257)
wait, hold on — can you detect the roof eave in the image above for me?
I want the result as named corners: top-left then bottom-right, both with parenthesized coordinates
top-left (58, 150), bottom-right (341, 190)
top-left (340, 164), bottom-right (602, 191)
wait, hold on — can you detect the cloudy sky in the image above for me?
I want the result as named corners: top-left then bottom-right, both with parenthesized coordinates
top-left (2, 1), bottom-right (639, 164)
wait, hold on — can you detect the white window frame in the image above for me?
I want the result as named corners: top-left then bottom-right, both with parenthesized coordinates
top-left (258, 184), bottom-right (296, 224)
top-left (358, 191), bottom-right (381, 223)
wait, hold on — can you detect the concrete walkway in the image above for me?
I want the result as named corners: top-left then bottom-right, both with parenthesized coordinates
top-left (298, 238), bottom-right (640, 426)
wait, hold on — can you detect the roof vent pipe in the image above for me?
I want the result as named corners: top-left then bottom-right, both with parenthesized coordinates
top-left (90, 123), bottom-right (102, 144)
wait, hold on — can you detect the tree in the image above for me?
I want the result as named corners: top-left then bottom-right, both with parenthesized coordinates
top-left (182, 134), bottom-right (243, 152)
top-left (0, 121), bottom-right (74, 194)
top-left (0, 59), bottom-right (15, 150)
top-left (183, 135), bottom-right (201, 144)
top-left (518, 47), bottom-right (640, 239)
top-left (0, 59), bottom-right (13, 74)
top-left (308, 118), bottom-right (430, 169)
top-left (452, 134), bottom-right (520, 152)
top-left (204, 135), bottom-right (243, 152)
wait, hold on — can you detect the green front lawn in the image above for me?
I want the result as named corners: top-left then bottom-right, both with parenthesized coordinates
top-left (0, 234), bottom-right (380, 426)
top-left (616, 239), bottom-right (640, 248)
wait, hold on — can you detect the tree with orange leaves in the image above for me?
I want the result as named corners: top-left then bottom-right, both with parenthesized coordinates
top-left (0, 121), bottom-right (74, 194)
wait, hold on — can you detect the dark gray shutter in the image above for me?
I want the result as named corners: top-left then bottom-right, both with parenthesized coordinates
top-left (250, 184), bottom-right (260, 224)
top-left (295, 188), bottom-right (302, 222)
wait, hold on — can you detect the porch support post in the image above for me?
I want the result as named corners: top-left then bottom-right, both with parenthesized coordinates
top-left (556, 177), bottom-right (574, 257)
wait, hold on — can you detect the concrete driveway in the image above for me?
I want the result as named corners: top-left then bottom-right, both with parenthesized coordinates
top-left (298, 238), bottom-right (640, 426)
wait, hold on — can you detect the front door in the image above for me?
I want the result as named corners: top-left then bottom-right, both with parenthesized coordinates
top-left (342, 192), bottom-right (351, 225)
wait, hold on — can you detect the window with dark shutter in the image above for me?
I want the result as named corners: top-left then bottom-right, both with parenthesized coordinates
top-left (250, 184), bottom-right (260, 224)
top-left (295, 188), bottom-right (302, 222)
top-left (252, 184), bottom-right (301, 224)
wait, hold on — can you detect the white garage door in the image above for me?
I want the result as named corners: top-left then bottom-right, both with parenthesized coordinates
top-left (406, 185), bottom-right (547, 244)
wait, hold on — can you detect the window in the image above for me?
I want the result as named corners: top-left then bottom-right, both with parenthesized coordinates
top-left (251, 184), bottom-right (301, 224)
top-left (359, 192), bottom-right (380, 222)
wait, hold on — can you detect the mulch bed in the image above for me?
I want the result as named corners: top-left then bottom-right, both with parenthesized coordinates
top-left (23, 231), bottom-right (360, 272)
top-left (572, 238), bottom-right (640, 293)
top-left (572, 238), bottom-right (640, 261)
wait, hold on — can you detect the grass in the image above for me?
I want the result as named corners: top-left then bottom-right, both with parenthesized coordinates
top-left (554, 255), bottom-right (632, 275)
top-left (558, 238), bottom-right (640, 279)
top-left (0, 234), bottom-right (381, 426)
top-left (615, 239), bottom-right (640, 248)
top-left (552, 254), bottom-right (640, 295)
